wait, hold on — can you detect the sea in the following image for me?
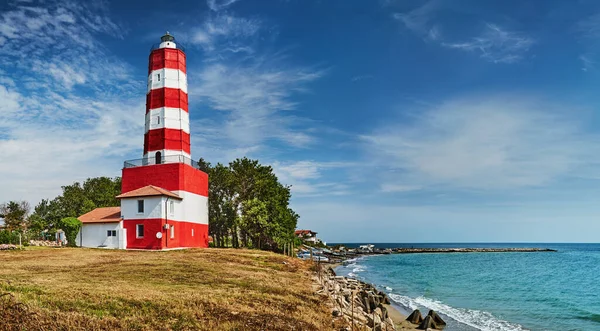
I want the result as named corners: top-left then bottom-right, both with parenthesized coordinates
top-left (330, 243), bottom-right (600, 331)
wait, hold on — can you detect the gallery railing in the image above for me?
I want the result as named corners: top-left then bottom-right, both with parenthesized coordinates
top-left (123, 155), bottom-right (199, 169)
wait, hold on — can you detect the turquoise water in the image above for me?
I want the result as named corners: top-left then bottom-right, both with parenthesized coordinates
top-left (333, 243), bottom-right (600, 331)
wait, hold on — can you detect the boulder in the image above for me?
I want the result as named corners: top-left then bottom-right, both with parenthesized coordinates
top-left (381, 293), bottom-right (391, 304)
top-left (417, 315), bottom-right (438, 330)
top-left (427, 310), bottom-right (446, 327)
top-left (375, 304), bottom-right (389, 319)
top-left (406, 309), bottom-right (424, 324)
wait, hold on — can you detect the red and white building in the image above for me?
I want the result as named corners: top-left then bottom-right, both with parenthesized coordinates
top-left (77, 33), bottom-right (209, 249)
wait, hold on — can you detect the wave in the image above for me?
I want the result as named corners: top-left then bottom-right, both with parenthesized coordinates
top-left (389, 294), bottom-right (528, 331)
top-left (351, 264), bottom-right (366, 273)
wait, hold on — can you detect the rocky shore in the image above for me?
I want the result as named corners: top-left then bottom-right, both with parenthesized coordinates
top-left (315, 266), bottom-right (397, 330)
top-left (315, 267), bottom-right (448, 330)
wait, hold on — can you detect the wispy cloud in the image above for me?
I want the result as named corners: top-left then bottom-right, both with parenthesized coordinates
top-left (380, 184), bottom-right (421, 193)
top-left (577, 13), bottom-right (600, 38)
top-left (392, 0), bottom-right (442, 41)
top-left (351, 74), bottom-right (374, 82)
top-left (207, 0), bottom-right (242, 12)
top-left (361, 95), bottom-right (599, 191)
top-left (580, 54), bottom-right (596, 72)
top-left (187, 13), bottom-right (260, 52)
top-left (443, 24), bottom-right (534, 63)
top-left (184, 6), bottom-right (327, 157)
top-left (272, 161), bottom-right (354, 197)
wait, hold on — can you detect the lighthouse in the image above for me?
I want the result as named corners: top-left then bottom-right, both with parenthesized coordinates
top-left (76, 33), bottom-right (209, 250)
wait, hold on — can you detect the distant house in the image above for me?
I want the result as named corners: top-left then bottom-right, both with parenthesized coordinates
top-left (359, 244), bottom-right (375, 252)
top-left (295, 229), bottom-right (319, 243)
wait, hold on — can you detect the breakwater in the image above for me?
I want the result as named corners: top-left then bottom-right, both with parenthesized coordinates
top-left (390, 247), bottom-right (556, 254)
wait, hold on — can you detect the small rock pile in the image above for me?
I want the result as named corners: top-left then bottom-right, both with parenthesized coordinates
top-left (316, 267), bottom-right (396, 331)
top-left (0, 244), bottom-right (18, 251)
top-left (28, 240), bottom-right (60, 247)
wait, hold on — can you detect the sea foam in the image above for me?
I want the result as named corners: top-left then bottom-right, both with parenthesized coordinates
top-left (389, 294), bottom-right (528, 331)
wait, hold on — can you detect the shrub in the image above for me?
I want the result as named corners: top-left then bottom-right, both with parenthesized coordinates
top-left (0, 230), bottom-right (19, 245)
top-left (57, 217), bottom-right (82, 247)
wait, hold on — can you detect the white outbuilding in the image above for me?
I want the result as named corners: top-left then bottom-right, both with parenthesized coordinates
top-left (76, 207), bottom-right (126, 249)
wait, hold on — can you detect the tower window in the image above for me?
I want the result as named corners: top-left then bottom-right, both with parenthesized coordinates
top-left (136, 224), bottom-right (144, 238)
top-left (169, 200), bottom-right (174, 216)
top-left (157, 73), bottom-right (160, 81)
top-left (137, 200), bottom-right (144, 213)
top-left (170, 225), bottom-right (175, 239)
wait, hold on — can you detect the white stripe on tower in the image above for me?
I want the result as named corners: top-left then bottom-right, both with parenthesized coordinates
top-left (147, 68), bottom-right (188, 94)
top-left (145, 107), bottom-right (190, 133)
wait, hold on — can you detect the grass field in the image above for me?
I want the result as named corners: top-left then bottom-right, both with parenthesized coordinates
top-left (0, 247), bottom-right (332, 330)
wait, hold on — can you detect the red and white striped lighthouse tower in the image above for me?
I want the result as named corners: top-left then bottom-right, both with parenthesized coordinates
top-left (144, 32), bottom-right (190, 163)
top-left (117, 33), bottom-right (209, 249)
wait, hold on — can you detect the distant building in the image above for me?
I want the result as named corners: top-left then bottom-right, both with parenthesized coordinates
top-left (295, 229), bottom-right (319, 243)
top-left (359, 244), bottom-right (375, 252)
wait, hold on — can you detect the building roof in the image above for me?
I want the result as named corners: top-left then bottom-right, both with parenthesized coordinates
top-left (295, 229), bottom-right (317, 235)
top-left (115, 185), bottom-right (182, 200)
top-left (78, 207), bottom-right (122, 224)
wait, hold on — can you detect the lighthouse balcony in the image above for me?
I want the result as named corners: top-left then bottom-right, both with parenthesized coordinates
top-left (123, 155), bottom-right (199, 169)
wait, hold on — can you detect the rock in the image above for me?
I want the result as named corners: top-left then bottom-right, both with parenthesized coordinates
top-left (417, 315), bottom-right (438, 330)
top-left (406, 309), bottom-right (424, 324)
top-left (377, 304), bottom-right (388, 319)
top-left (381, 294), bottom-right (391, 304)
top-left (427, 310), bottom-right (446, 327)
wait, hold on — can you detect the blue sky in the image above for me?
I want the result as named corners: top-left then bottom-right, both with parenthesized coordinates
top-left (2, 0), bottom-right (600, 242)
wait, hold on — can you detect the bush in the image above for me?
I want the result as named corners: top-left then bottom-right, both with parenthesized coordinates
top-left (57, 217), bottom-right (82, 247)
top-left (0, 230), bottom-right (20, 245)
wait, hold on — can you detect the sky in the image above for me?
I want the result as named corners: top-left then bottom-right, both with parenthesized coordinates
top-left (2, 0), bottom-right (600, 243)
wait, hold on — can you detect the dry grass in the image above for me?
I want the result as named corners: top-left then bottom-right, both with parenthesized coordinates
top-left (0, 248), bottom-right (332, 330)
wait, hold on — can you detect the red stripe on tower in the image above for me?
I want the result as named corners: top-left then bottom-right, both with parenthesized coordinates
top-left (146, 88), bottom-right (188, 112)
top-left (144, 129), bottom-right (191, 154)
top-left (148, 48), bottom-right (187, 74)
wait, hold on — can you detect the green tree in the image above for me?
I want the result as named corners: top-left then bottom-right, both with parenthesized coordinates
top-left (57, 217), bottom-right (82, 247)
top-left (0, 201), bottom-right (30, 231)
top-left (200, 157), bottom-right (300, 251)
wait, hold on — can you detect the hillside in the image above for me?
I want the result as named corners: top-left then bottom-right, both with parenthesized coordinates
top-left (0, 248), bottom-right (331, 330)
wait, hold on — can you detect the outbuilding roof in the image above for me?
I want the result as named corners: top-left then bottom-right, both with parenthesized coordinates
top-left (78, 207), bottom-right (122, 223)
top-left (115, 185), bottom-right (182, 200)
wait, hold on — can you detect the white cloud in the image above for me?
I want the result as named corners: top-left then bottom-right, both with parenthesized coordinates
top-left (272, 161), bottom-right (354, 197)
top-left (380, 184), bottom-right (421, 193)
top-left (187, 14), bottom-right (260, 52)
top-left (580, 54), bottom-right (596, 72)
top-left (578, 13), bottom-right (600, 38)
top-left (443, 24), bottom-right (534, 63)
top-left (190, 54), bottom-right (326, 152)
top-left (0, 1), bottom-right (144, 204)
top-left (351, 74), bottom-right (374, 82)
top-left (361, 95), bottom-right (599, 190)
top-left (392, 0), bottom-right (442, 41)
top-left (207, 0), bottom-right (242, 12)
